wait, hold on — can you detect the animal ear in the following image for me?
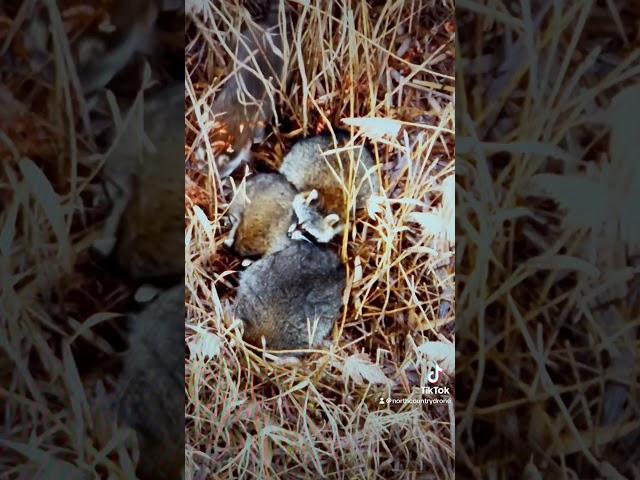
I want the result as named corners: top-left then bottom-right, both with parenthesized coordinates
top-left (323, 214), bottom-right (341, 227)
top-left (224, 219), bottom-right (240, 247)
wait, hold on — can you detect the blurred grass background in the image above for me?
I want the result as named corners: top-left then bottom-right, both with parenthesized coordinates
top-left (456, 0), bottom-right (640, 477)
top-left (0, 1), bottom-right (183, 477)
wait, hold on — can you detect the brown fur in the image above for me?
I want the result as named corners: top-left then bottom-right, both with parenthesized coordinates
top-left (116, 160), bottom-right (183, 279)
top-left (279, 133), bottom-right (379, 220)
top-left (113, 84), bottom-right (184, 280)
top-left (229, 173), bottom-right (297, 257)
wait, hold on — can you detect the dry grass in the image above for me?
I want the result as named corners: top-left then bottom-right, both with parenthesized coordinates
top-left (456, 1), bottom-right (640, 477)
top-left (0, 1), bottom-right (180, 477)
top-left (186, 1), bottom-right (455, 478)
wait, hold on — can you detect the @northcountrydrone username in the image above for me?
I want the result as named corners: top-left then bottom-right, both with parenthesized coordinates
top-left (380, 397), bottom-right (452, 405)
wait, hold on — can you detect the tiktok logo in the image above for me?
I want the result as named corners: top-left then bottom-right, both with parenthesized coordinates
top-left (421, 363), bottom-right (450, 395)
top-left (427, 363), bottom-right (444, 384)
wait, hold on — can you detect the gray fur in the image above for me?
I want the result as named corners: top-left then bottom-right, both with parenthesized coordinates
top-left (279, 133), bottom-right (379, 210)
top-left (213, 1), bottom-right (285, 174)
top-left (292, 191), bottom-right (343, 243)
top-left (236, 242), bottom-right (346, 352)
top-left (117, 285), bottom-right (184, 480)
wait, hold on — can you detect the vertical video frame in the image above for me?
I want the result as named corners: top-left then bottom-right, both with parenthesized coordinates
top-left (185, 1), bottom-right (455, 478)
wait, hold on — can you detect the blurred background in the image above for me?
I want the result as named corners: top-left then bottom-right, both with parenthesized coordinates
top-left (0, 1), bottom-right (185, 478)
top-left (456, 0), bottom-right (640, 477)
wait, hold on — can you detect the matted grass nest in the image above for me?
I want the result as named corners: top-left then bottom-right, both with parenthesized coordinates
top-left (185, 1), bottom-right (455, 478)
